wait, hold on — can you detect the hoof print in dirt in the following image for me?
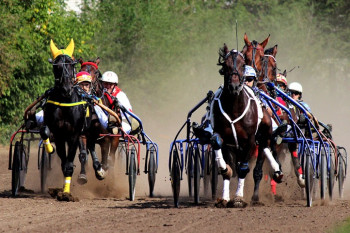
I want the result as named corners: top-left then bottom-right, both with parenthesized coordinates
top-left (215, 199), bottom-right (228, 208)
top-left (57, 192), bottom-right (79, 202)
top-left (227, 197), bottom-right (248, 208)
top-left (48, 188), bottom-right (63, 198)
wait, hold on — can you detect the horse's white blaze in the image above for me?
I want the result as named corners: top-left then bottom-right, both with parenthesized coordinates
top-left (235, 178), bottom-right (245, 197)
top-left (222, 179), bottom-right (230, 201)
top-left (263, 148), bottom-right (280, 172)
top-left (215, 149), bottom-right (226, 170)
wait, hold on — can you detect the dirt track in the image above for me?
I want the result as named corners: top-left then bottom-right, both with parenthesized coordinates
top-left (1, 145), bottom-right (350, 233)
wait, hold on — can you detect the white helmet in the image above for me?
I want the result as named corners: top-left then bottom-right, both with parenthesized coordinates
top-left (244, 65), bottom-right (256, 78)
top-left (101, 71), bottom-right (118, 84)
top-left (288, 82), bottom-right (303, 93)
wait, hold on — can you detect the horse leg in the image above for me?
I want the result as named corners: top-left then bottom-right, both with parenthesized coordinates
top-left (211, 134), bottom-right (232, 208)
top-left (87, 139), bottom-right (107, 180)
top-left (109, 137), bottom-right (120, 168)
top-left (252, 146), bottom-right (265, 203)
top-left (288, 143), bottom-right (305, 188)
top-left (100, 138), bottom-right (110, 171)
top-left (77, 136), bottom-right (88, 184)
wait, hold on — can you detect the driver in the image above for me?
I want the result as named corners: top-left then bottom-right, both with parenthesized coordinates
top-left (101, 71), bottom-right (139, 134)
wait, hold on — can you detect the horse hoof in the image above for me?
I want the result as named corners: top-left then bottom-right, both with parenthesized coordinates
top-left (251, 200), bottom-right (265, 206)
top-left (95, 167), bottom-right (107, 180)
top-left (48, 188), bottom-right (63, 198)
top-left (221, 165), bottom-right (233, 179)
top-left (251, 195), bottom-right (259, 203)
top-left (274, 195), bottom-right (284, 202)
top-left (227, 196), bottom-right (247, 208)
top-left (273, 171), bottom-right (283, 183)
top-left (57, 192), bottom-right (79, 202)
top-left (77, 174), bottom-right (88, 185)
top-left (297, 174), bottom-right (305, 188)
top-left (214, 198), bottom-right (228, 208)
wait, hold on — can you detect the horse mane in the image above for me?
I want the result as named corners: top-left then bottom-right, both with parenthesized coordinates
top-left (218, 45), bottom-right (228, 75)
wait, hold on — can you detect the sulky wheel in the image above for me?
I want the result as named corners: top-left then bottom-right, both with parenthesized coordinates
top-left (171, 148), bottom-right (181, 208)
top-left (128, 147), bottom-right (137, 201)
top-left (193, 145), bottom-right (201, 204)
top-left (147, 148), bottom-right (156, 197)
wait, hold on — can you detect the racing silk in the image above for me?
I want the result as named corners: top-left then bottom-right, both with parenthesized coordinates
top-left (299, 101), bottom-right (311, 113)
top-left (111, 86), bottom-right (132, 113)
top-left (276, 97), bottom-right (287, 117)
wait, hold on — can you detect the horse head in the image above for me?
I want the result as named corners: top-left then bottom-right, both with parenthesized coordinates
top-left (50, 39), bottom-right (77, 97)
top-left (79, 57), bottom-right (103, 97)
top-left (218, 44), bottom-right (245, 95)
top-left (259, 45), bottom-right (278, 95)
top-left (242, 33), bottom-right (269, 77)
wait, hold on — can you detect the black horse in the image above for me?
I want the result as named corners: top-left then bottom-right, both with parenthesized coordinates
top-left (212, 44), bottom-right (282, 208)
top-left (42, 40), bottom-right (105, 201)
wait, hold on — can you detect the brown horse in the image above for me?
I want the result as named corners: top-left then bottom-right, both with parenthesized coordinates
top-left (212, 44), bottom-right (282, 207)
top-left (260, 46), bottom-right (305, 192)
top-left (76, 58), bottom-right (121, 184)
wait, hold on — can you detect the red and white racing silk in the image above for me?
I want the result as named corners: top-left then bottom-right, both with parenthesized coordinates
top-left (276, 97), bottom-right (286, 117)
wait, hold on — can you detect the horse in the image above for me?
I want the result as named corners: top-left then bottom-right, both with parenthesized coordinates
top-left (76, 58), bottom-right (121, 184)
top-left (42, 39), bottom-right (105, 201)
top-left (211, 44), bottom-right (282, 207)
top-left (261, 46), bottom-right (306, 192)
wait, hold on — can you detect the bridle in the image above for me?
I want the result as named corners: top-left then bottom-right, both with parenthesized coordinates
top-left (53, 55), bottom-right (77, 85)
top-left (246, 41), bottom-right (264, 77)
top-left (262, 54), bottom-right (277, 83)
top-left (80, 64), bottom-right (103, 98)
top-left (224, 49), bottom-right (245, 94)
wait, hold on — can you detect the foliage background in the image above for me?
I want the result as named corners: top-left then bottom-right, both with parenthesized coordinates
top-left (0, 0), bottom-right (349, 145)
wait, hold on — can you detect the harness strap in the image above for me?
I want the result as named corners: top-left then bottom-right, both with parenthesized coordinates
top-left (214, 88), bottom-right (254, 148)
top-left (46, 100), bottom-right (87, 107)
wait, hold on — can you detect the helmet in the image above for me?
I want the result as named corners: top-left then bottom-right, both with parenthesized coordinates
top-left (276, 73), bottom-right (287, 86)
top-left (288, 82), bottom-right (303, 93)
top-left (101, 71), bottom-right (118, 84)
top-left (75, 71), bottom-right (91, 84)
top-left (244, 65), bottom-right (256, 78)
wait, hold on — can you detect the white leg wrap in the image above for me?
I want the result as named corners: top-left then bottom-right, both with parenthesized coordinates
top-left (235, 178), bottom-right (245, 197)
top-left (215, 149), bottom-right (226, 170)
top-left (264, 148), bottom-right (280, 172)
top-left (272, 117), bottom-right (278, 131)
top-left (222, 179), bottom-right (230, 201)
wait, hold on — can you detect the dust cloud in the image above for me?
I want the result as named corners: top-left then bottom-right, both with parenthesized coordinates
top-left (121, 30), bottom-right (350, 201)
top-left (13, 30), bottom-right (350, 202)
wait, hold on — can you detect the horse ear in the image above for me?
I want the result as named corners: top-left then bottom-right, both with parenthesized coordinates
top-left (260, 34), bottom-right (270, 49)
top-left (244, 33), bottom-right (251, 46)
top-left (223, 43), bottom-right (229, 54)
top-left (78, 57), bottom-right (84, 64)
top-left (95, 57), bottom-right (100, 66)
top-left (272, 44), bottom-right (278, 57)
top-left (283, 69), bottom-right (287, 77)
top-left (50, 39), bottom-right (60, 59)
top-left (65, 39), bottom-right (74, 57)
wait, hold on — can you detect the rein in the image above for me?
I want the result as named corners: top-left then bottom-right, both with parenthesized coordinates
top-left (247, 43), bottom-right (263, 76)
top-left (225, 50), bottom-right (245, 94)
